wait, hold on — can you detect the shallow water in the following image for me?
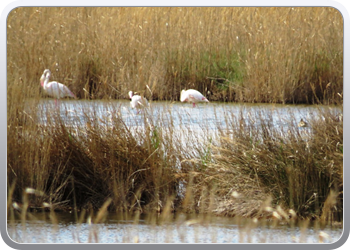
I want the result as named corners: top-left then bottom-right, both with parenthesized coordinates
top-left (7, 212), bottom-right (343, 244)
top-left (37, 99), bottom-right (335, 121)
top-left (31, 99), bottom-right (342, 154)
top-left (34, 99), bottom-right (341, 134)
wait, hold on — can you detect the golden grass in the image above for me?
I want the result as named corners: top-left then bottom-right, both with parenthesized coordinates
top-left (7, 7), bottom-right (343, 222)
top-left (7, 7), bottom-right (343, 103)
top-left (196, 108), bottom-right (343, 219)
top-left (8, 99), bottom-right (343, 220)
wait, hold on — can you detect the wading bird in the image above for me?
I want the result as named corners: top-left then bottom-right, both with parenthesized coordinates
top-left (298, 119), bottom-right (308, 127)
top-left (128, 91), bottom-right (149, 114)
top-left (180, 89), bottom-right (209, 107)
top-left (40, 69), bottom-right (76, 106)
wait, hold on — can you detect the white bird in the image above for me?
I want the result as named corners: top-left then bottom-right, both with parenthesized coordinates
top-left (128, 91), bottom-right (149, 114)
top-left (41, 69), bottom-right (76, 106)
top-left (180, 89), bottom-right (209, 107)
top-left (40, 69), bottom-right (49, 87)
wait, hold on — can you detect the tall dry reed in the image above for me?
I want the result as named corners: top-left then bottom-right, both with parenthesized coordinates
top-left (7, 7), bottom-right (343, 103)
top-left (7, 105), bottom-right (191, 212)
top-left (190, 108), bottom-right (343, 219)
top-left (7, 101), bottom-right (343, 219)
top-left (7, 7), bottom-right (343, 221)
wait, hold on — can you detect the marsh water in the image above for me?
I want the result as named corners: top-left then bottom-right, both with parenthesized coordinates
top-left (7, 211), bottom-right (343, 243)
top-left (35, 99), bottom-right (341, 134)
top-left (32, 99), bottom-right (342, 155)
top-left (9, 99), bottom-right (343, 244)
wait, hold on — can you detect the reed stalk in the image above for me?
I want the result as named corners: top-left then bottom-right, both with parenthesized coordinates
top-left (7, 7), bottom-right (343, 221)
top-left (7, 7), bottom-right (343, 103)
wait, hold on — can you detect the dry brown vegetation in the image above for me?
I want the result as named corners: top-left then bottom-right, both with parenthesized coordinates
top-left (7, 7), bottom-right (343, 103)
top-left (7, 102), bottom-right (343, 220)
top-left (7, 7), bottom-right (343, 222)
top-left (189, 108), bottom-right (343, 220)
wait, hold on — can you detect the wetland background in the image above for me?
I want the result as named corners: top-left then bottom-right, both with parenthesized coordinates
top-left (7, 7), bottom-right (343, 243)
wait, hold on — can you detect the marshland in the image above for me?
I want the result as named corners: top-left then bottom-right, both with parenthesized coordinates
top-left (7, 7), bottom-right (343, 243)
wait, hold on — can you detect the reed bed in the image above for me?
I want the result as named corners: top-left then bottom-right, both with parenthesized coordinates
top-left (191, 108), bottom-right (343, 221)
top-left (7, 101), bottom-right (343, 244)
top-left (8, 105), bottom-right (184, 213)
top-left (7, 6), bottom-right (343, 230)
top-left (7, 98), bottom-right (343, 221)
top-left (7, 7), bottom-right (343, 103)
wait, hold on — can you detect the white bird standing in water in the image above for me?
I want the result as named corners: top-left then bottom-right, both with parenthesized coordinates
top-left (40, 69), bottom-right (76, 106)
top-left (180, 89), bottom-right (209, 107)
top-left (128, 91), bottom-right (149, 114)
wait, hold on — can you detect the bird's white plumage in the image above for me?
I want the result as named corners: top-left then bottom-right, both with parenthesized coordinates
top-left (180, 89), bottom-right (209, 107)
top-left (41, 69), bottom-right (76, 99)
top-left (128, 91), bottom-right (149, 112)
top-left (40, 69), bottom-right (50, 87)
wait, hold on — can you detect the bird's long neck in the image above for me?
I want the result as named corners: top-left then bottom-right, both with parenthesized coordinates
top-left (43, 72), bottom-right (51, 89)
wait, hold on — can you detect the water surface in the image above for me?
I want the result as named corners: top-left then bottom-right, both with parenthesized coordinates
top-left (34, 99), bottom-right (341, 135)
top-left (7, 212), bottom-right (343, 244)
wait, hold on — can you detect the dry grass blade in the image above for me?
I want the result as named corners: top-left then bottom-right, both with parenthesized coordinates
top-left (94, 198), bottom-right (112, 223)
top-left (6, 7), bottom-right (342, 103)
top-left (7, 7), bottom-right (342, 225)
